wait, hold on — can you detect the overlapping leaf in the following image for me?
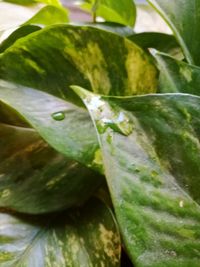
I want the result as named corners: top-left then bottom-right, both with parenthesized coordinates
top-left (23, 5), bottom-right (69, 26)
top-left (78, 22), bottom-right (134, 37)
top-left (155, 53), bottom-right (200, 95)
top-left (0, 198), bottom-right (121, 266)
top-left (0, 80), bottom-right (101, 172)
top-left (0, 25), bottom-right (41, 53)
top-left (0, 24), bottom-right (158, 101)
top-left (3, 0), bottom-right (62, 7)
top-left (80, 0), bottom-right (136, 27)
top-left (0, 122), bottom-right (103, 214)
top-left (148, 0), bottom-right (200, 65)
top-left (0, 2), bottom-right (68, 47)
top-left (128, 32), bottom-right (182, 59)
top-left (74, 87), bottom-right (200, 267)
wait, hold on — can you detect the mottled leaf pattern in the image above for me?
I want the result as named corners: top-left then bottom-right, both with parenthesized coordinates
top-left (0, 25), bottom-right (41, 53)
top-left (1, 1), bottom-right (200, 266)
top-left (0, 25), bottom-right (158, 102)
top-left (155, 53), bottom-right (200, 95)
top-left (0, 123), bottom-right (103, 214)
top-left (74, 87), bottom-right (200, 267)
top-left (0, 198), bottom-right (121, 267)
top-left (148, 0), bottom-right (200, 65)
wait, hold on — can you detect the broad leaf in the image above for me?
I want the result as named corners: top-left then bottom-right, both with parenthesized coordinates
top-left (74, 87), bottom-right (200, 267)
top-left (0, 198), bottom-right (121, 266)
top-left (0, 25), bottom-right (158, 99)
top-left (80, 0), bottom-right (136, 27)
top-left (0, 122), bottom-right (103, 214)
top-left (0, 25), bottom-right (41, 53)
top-left (0, 80), bottom-right (102, 173)
top-left (128, 32), bottom-right (182, 59)
top-left (155, 53), bottom-right (200, 95)
top-left (0, 96), bottom-right (29, 126)
top-left (76, 22), bottom-right (134, 37)
top-left (4, 0), bottom-right (62, 7)
top-left (23, 5), bottom-right (69, 26)
top-left (148, 0), bottom-right (200, 65)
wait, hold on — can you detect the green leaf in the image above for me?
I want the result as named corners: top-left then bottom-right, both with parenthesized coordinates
top-left (128, 32), bottom-right (183, 59)
top-left (34, 0), bottom-right (61, 7)
top-left (0, 25), bottom-right (158, 99)
top-left (3, 0), bottom-right (62, 7)
top-left (155, 53), bottom-right (200, 95)
top-left (0, 198), bottom-right (121, 266)
top-left (148, 0), bottom-right (200, 65)
top-left (2, 0), bottom-right (36, 4)
top-left (0, 97), bottom-right (29, 126)
top-left (23, 5), bottom-right (69, 26)
top-left (74, 87), bottom-right (200, 267)
top-left (0, 122), bottom-right (103, 214)
top-left (0, 25), bottom-right (41, 53)
top-left (80, 0), bottom-right (136, 27)
top-left (75, 22), bottom-right (134, 37)
top-left (0, 80), bottom-right (102, 173)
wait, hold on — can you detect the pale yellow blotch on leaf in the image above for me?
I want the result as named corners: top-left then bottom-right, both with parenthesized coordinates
top-left (125, 40), bottom-right (158, 95)
top-left (99, 224), bottom-right (120, 264)
top-left (64, 42), bottom-right (111, 95)
top-left (1, 189), bottom-right (11, 198)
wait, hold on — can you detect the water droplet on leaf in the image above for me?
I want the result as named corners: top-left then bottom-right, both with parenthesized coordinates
top-left (179, 200), bottom-right (184, 208)
top-left (86, 96), bottom-right (105, 111)
top-left (51, 111), bottom-right (65, 121)
top-left (114, 111), bottom-right (133, 136)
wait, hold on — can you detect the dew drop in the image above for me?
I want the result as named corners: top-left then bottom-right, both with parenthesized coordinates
top-left (51, 111), bottom-right (65, 121)
top-left (179, 200), bottom-right (184, 208)
top-left (113, 111), bottom-right (133, 136)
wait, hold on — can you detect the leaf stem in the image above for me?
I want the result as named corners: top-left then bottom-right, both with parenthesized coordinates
top-left (92, 12), bottom-right (97, 23)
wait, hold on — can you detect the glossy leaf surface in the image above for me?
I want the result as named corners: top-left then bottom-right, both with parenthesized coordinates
top-left (0, 80), bottom-right (101, 172)
top-left (128, 32), bottom-right (182, 59)
top-left (0, 123), bottom-right (103, 214)
top-left (0, 25), bottom-right (158, 100)
top-left (78, 22), bottom-right (134, 37)
top-left (155, 53), bottom-right (200, 95)
top-left (0, 198), bottom-right (121, 266)
top-left (23, 5), bottom-right (69, 26)
top-left (148, 0), bottom-right (200, 65)
top-left (74, 87), bottom-right (200, 267)
top-left (0, 25), bottom-right (41, 53)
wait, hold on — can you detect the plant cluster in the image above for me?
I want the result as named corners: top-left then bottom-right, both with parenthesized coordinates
top-left (0, 0), bottom-right (200, 266)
